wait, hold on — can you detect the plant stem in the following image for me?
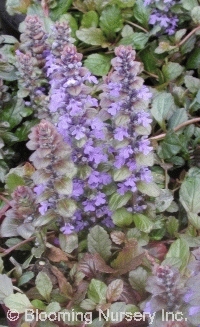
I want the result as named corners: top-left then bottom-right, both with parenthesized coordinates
top-left (150, 117), bottom-right (200, 141)
top-left (176, 25), bottom-right (200, 48)
top-left (125, 20), bottom-right (149, 33)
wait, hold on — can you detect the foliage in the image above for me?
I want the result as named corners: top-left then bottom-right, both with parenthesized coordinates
top-left (1, 0), bottom-right (200, 326)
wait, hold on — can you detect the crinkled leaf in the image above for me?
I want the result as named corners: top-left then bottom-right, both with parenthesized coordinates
top-left (191, 6), bottom-right (200, 24)
top-left (5, 173), bottom-right (25, 192)
top-left (155, 189), bottom-right (173, 212)
top-left (57, 198), bottom-right (77, 218)
top-left (76, 28), bottom-right (107, 46)
top-left (110, 231), bottom-right (126, 244)
top-left (80, 298), bottom-right (96, 310)
top-left (100, 5), bottom-right (123, 38)
top-left (0, 275), bottom-right (13, 300)
top-left (106, 279), bottom-right (123, 302)
top-left (50, 0), bottom-right (73, 21)
top-left (4, 293), bottom-right (33, 313)
top-left (162, 62), bottom-right (184, 82)
top-left (182, 0), bottom-right (198, 10)
top-left (129, 267), bottom-right (148, 294)
top-left (166, 217), bottom-right (179, 237)
top-left (133, 0), bottom-right (150, 28)
top-left (18, 272), bottom-right (34, 287)
top-left (113, 166), bottom-right (131, 182)
top-left (151, 92), bottom-right (176, 130)
top-left (132, 213), bottom-right (153, 233)
top-left (88, 278), bottom-right (107, 304)
top-left (184, 75), bottom-right (200, 93)
top-left (112, 208), bottom-right (133, 227)
top-left (35, 272), bottom-right (53, 301)
top-left (59, 233), bottom-right (78, 253)
top-left (166, 238), bottom-right (190, 272)
top-left (158, 131), bottom-right (183, 159)
top-left (84, 53), bottom-right (112, 76)
top-left (137, 181), bottom-right (160, 197)
top-left (109, 191), bottom-right (132, 210)
top-left (81, 11), bottom-right (99, 28)
top-left (180, 174), bottom-right (200, 213)
top-left (54, 176), bottom-right (73, 195)
top-left (0, 216), bottom-right (20, 237)
top-left (88, 226), bottom-right (111, 260)
top-left (111, 240), bottom-right (144, 274)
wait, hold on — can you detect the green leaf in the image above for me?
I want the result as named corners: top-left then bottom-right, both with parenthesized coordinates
top-left (133, 0), bottom-right (150, 28)
top-left (182, 0), bottom-right (198, 10)
top-left (4, 293), bottom-right (33, 313)
top-left (84, 53), bottom-right (112, 76)
top-left (76, 28), bottom-right (107, 46)
top-left (158, 131), bottom-right (183, 159)
top-left (155, 189), bottom-right (173, 212)
top-left (0, 275), bottom-right (13, 300)
top-left (0, 216), bottom-right (20, 237)
top-left (57, 198), bottom-right (77, 218)
top-left (31, 299), bottom-right (46, 310)
top-left (50, 0), bottom-right (73, 21)
top-left (120, 32), bottom-right (149, 50)
top-left (129, 267), bottom-right (148, 294)
top-left (1, 99), bottom-right (32, 130)
top-left (151, 92), bottom-right (176, 130)
top-left (180, 174), bottom-right (200, 214)
top-left (162, 62), bottom-right (184, 82)
top-left (166, 238), bottom-right (190, 272)
top-left (100, 5), bottom-right (123, 38)
top-left (139, 46), bottom-right (158, 73)
top-left (168, 108), bottom-right (188, 131)
top-left (81, 11), bottom-right (99, 28)
top-left (35, 272), bottom-right (53, 301)
top-left (191, 6), bottom-right (200, 24)
top-left (88, 225), bottom-right (111, 260)
top-left (113, 166), bottom-right (131, 181)
top-left (109, 192), bottom-right (132, 210)
top-left (105, 302), bottom-right (127, 322)
top-left (54, 176), bottom-right (73, 195)
top-left (5, 173), bottom-right (25, 192)
top-left (18, 272), bottom-right (34, 287)
top-left (112, 208), bottom-right (133, 227)
top-left (15, 119), bottom-right (38, 142)
top-left (132, 214), bottom-right (153, 233)
top-left (46, 302), bottom-right (61, 314)
top-left (184, 75), bottom-right (200, 93)
top-left (88, 279), bottom-right (107, 304)
top-left (137, 181), bottom-right (160, 197)
top-left (186, 48), bottom-right (200, 69)
top-left (59, 233), bottom-right (78, 253)
top-left (180, 34), bottom-right (196, 55)
top-left (112, 0), bottom-right (135, 8)
top-left (166, 217), bottom-right (179, 237)
top-left (80, 298), bottom-right (96, 310)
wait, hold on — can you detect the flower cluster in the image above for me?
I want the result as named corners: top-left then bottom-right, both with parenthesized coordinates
top-left (100, 45), bottom-right (153, 213)
top-left (144, 0), bottom-right (179, 35)
top-left (142, 265), bottom-right (185, 315)
top-left (45, 40), bottom-right (115, 231)
top-left (20, 15), bottom-right (48, 68)
top-left (0, 186), bottom-right (36, 238)
top-left (184, 248), bottom-right (200, 325)
top-left (26, 119), bottom-right (77, 233)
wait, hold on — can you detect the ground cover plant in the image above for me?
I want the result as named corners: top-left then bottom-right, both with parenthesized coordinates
top-left (1, 0), bottom-right (200, 326)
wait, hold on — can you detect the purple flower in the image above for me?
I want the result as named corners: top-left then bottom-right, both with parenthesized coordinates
top-left (60, 223), bottom-right (75, 234)
top-left (94, 192), bottom-right (106, 206)
top-left (39, 201), bottom-right (49, 215)
top-left (114, 127), bottom-right (129, 141)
